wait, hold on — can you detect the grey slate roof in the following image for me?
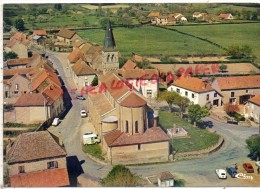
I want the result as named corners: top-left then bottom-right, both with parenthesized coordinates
top-left (102, 20), bottom-right (117, 52)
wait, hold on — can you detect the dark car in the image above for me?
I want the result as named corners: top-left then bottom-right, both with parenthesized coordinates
top-left (226, 167), bottom-right (237, 178)
top-left (76, 95), bottom-right (85, 100)
top-left (243, 163), bottom-right (254, 173)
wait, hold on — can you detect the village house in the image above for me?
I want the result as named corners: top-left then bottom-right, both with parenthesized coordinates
top-left (6, 54), bottom-right (42, 69)
top-left (147, 12), bottom-right (161, 24)
top-left (71, 58), bottom-right (96, 90)
top-left (119, 60), bottom-right (159, 98)
top-left (6, 131), bottom-right (70, 187)
top-left (28, 30), bottom-right (47, 46)
top-left (169, 13), bottom-right (187, 22)
top-left (56, 28), bottom-right (82, 46)
top-left (167, 76), bottom-right (222, 107)
top-left (244, 94), bottom-right (260, 123)
top-left (158, 171), bottom-right (175, 187)
top-left (218, 13), bottom-right (234, 20)
top-left (211, 76), bottom-right (260, 105)
top-left (5, 40), bottom-right (29, 59)
top-left (87, 72), bottom-right (170, 165)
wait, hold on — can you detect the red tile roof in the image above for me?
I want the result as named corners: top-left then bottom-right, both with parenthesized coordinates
top-left (122, 59), bottom-right (137, 70)
top-left (219, 13), bottom-right (232, 19)
top-left (10, 32), bottom-right (26, 41)
top-left (9, 168), bottom-right (70, 187)
top-left (159, 171), bottom-right (174, 181)
top-left (3, 68), bottom-right (32, 77)
top-left (104, 127), bottom-right (170, 147)
top-left (120, 92), bottom-right (147, 108)
top-left (68, 48), bottom-right (87, 63)
top-left (99, 72), bottom-right (131, 101)
top-left (33, 30), bottom-right (47, 36)
top-left (121, 68), bottom-right (158, 80)
top-left (133, 53), bottom-right (143, 62)
top-left (248, 94), bottom-right (260, 106)
top-left (7, 131), bottom-right (67, 164)
top-left (173, 76), bottom-right (214, 93)
top-left (72, 59), bottom-right (96, 76)
top-left (31, 70), bottom-right (49, 91)
top-left (214, 76), bottom-right (260, 90)
top-left (74, 40), bottom-right (85, 48)
top-left (14, 93), bottom-right (47, 107)
top-left (42, 84), bottom-right (63, 102)
top-left (147, 12), bottom-right (161, 17)
top-left (57, 28), bottom-right (76, 39)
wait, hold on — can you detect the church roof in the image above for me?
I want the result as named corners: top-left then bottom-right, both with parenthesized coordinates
top-left (102, 20), bottom-right (117, 52)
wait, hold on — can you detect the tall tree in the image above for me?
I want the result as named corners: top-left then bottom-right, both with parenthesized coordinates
top-left (14, 18), bottom-right (25, 31)
top-left (188, 104), bottom-right (209, 126)
top-left (4, 51), bottom-right (18, 61)
top-left (157, 90), bottom-right (178, 111)
top-left (101, 165), bottom-right (140, 186)
top-left (174, 94), bottom-right (190, 118)
top-left (219, 64), bottom-right (228, 72)
top-left (246, 135), bottom-right (260, 160)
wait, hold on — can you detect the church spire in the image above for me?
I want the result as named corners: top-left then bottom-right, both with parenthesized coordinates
top-left (103, 20), bottom-right (116, 52)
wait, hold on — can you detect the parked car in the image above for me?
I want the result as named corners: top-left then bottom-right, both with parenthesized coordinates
top-left (81, 110), bottom-right (87, 117)
top-left (256, 161), bottom-right (260, 167)
top-left (76, 95), bottom-right (85, 100)
top-left (216, 169), bottom-right (227, 179)
top-left (226, 167), bottom-right (237, 178)
top-left (52, 118), bottom-right (60, 126)
top-left (243, 163), bottom-right (254, 173)
top-left (82, 132), bottom-right (100, 145)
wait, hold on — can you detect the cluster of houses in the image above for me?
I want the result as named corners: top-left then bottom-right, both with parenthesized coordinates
top-left (148, 11), bottom-right (234, 25)
top-left (167, 75), bottom-right (260, 123)
top-left (3, 19), bottom-right (259, 187)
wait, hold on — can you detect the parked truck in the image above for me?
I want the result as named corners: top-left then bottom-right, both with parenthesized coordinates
top-left (82, 132), bottom-right (100, 145)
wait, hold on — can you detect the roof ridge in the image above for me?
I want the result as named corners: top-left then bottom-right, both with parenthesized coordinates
top-left (109, 130), bottom-right (123, 146)
top-left (7, 134), bottom-right (22, 163)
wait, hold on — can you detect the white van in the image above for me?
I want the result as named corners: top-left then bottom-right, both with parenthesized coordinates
top-left (52, 118), bottom-right (60, 126)
top-left (82, 132), bottom-right (100, 145)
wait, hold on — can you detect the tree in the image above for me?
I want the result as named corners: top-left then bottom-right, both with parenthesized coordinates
top-left (54, 4), bottom-right (62, 11)
top-left (101, 165), bottom-right (140, 186)
top-left (83, 20), bottom-right (89, 27)
top-left (246, 135), bottom-right (260, 160)
top-left (3, 51), bottom-right (18, 61)
top-left (226, 45), bottom-right (253, 59)
top-left (91, 75), bottom-right (98, 86)
top-left (14, 18), bottom-right (25, 31)
top-left (120, 13), bottom-right (133, 27)
top-left (174, 94), bottom-right (190, 118)
top-left (219, 64), bottom-right (228, 72)
top-left (241, 45), bottom-right (253, 58)
top-left (157, 90), bottom-right (178, 111)
top-left (99, 17), bottom-right (111, 28)
top-left (188, 104), bottom-right (209, 126)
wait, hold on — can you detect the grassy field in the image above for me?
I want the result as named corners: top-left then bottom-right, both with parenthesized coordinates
top-left (169, 23), bottom-right (260, 61)
top-left (77, 25), bottom-right (225, 58)
top-left (82, 144), bottom-right (104, 160)
top-left (159, 110), bottom-right (219, 153)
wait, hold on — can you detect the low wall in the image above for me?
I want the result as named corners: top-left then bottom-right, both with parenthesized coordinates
top-left (174, 136), bottom-right (224, 160)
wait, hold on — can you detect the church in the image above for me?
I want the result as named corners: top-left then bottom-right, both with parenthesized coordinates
top-left (86, 21), bottom-right (170, 165)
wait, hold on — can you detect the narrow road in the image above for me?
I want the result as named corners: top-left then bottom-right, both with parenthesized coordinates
top-left (46, 51), bottom-right (259, 186)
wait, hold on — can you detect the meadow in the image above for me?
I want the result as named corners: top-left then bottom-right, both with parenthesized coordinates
top-left (77, 23), bottom-right (260, 61)
top-left (77, 25), bottom-right (225, 58)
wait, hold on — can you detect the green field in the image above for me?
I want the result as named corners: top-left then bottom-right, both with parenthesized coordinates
top-left (77, 23), bottom-right (260, 61)
top-left (159, 110), bottom-right (219, 153)
top-left (170, 23), bottom-right (260, 61)
top-left (77, 25), bottom-right (225, 58)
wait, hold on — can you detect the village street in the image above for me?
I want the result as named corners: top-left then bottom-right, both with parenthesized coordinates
top-left (47, 51), bottom-right (260, 187)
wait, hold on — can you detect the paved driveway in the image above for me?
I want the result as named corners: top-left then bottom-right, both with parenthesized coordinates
top-left (46, 51), bottom-right (260, 187)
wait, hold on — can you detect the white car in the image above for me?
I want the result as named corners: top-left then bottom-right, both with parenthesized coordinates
top-left (216, 169), bottom-right (227, 179)
top-left (256, 161), bottom-right (260, 167)
top-left (52, 118), bottom-right (60, 126)
top-left (81, 110), bottom-right (87, 117)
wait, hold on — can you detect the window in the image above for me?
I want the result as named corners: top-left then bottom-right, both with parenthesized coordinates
top-left (246, 90), bottom-right (248, 94)
top-left (231, 92), bottom-right (235, 97)
top-left (15, 84), bottom-right (19, 90)
top-left (192, 93), bottom-right (195, 98)
top-left (18, 166), bottom-right (25, 173)
top-left (206, 94), bottom-right (209, 101)
top-left (147, 90), bottom-right (152, 97)
top-left (135, 121), bottom-right (138, 133)
top-left (111, 54), bottom-right (114, 62)
top-left (185, 91), bottom-right (188, 96)
top-left (47, 161), bottom-right (58, 169)
top-left (176, 88), bottom-right (180, 93)
top-left (125, 121), bottom-right (129, 133)
top-left (107, 54), bottom-right (110, 62)
top-left (214, 93), bottom-right (217, 97)
top-left (138, 144), bottom-right (141, 150)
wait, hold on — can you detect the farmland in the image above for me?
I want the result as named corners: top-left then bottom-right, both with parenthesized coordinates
top-left (77, 23), bottom-right (260, 61)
